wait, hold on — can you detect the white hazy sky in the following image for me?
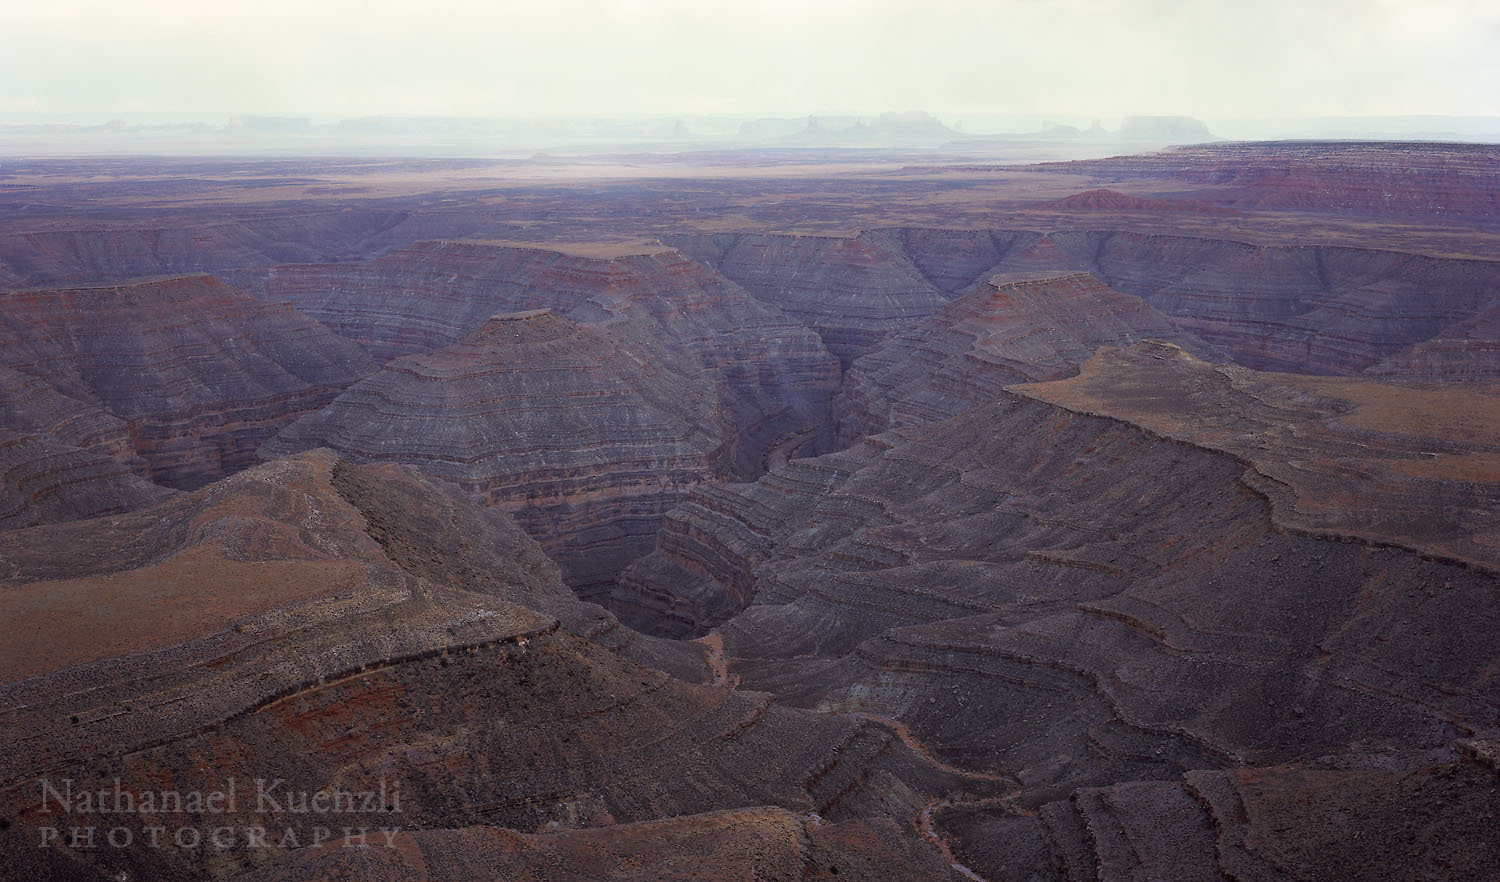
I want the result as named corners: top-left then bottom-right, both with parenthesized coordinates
top-left (1, 0), bottom-right (1496, 119)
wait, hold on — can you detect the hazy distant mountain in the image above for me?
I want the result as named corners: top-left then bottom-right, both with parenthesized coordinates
top-left (1117, 115), bottom-right (1217, 143)
top-left (779, 110), bottom-right (959, 147)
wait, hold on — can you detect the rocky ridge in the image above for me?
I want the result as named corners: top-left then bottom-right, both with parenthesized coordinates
top-left (669, 232), bottom-right (953, 367)
top-left (672, 227), bottom-right (1500, 379)
top-left (0, 209), bottom-right (415, 294)
top-left (835, 271), bottom-right (1216, 440)
top-left (0, 275), bottom-right (374, 488)
top-left (1035, 187), bottom-right (1238, 214)
top-left (1018, 341), bottom-right (1500, 572)
top-left (268, 241), bottom-right (842, 475)
top-left (1032, 141), bottom-right (1500, 218)
top-left (264, 310), bottom-right (737, 596)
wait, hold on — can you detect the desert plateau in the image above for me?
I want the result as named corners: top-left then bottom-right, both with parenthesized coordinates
top-left (2, 1), bottom-right (1498, 879)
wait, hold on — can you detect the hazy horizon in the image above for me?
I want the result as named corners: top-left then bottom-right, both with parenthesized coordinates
top-left (3, 0), bottom-right (1496, 123)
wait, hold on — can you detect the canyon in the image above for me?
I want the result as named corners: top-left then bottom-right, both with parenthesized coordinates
top-left (0, 141), bottom-right (1497, 881)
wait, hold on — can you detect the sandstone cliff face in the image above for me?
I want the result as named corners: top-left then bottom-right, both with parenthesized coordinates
top-left (264, 310), bottom-right (737, 598)
top-left (619, 381), bottom-right (1500, 880)
top-left (0, 452), bottom-right (958, 882)
top-left (0, 275), bottom-right (374, 488)
top-left (835, 272), bottom-right (1216, 441)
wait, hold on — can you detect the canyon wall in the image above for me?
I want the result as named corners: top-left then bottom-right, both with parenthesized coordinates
top-left (835, 271), bottom-right (1216, 440)
top-left (264, 310), bottom-right (737, 597)
top-left (620, 380), bottom-right (1500, 879)
top-left (0, 451), bottom-right (954, 882)
top-left (0, 275), bottom-right (374, 488)
top-left (669, 233), bottom-right (952, 367)
top-left (269, 242), bottom-right (841, 474)
top-left (674, 227), bottom-right (1500, 379)
top-left (0, 209), bottom-right (414, 294)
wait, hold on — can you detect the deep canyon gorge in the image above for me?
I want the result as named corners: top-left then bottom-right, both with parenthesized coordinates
top-left (1, 141), bottom-right (1498, 881)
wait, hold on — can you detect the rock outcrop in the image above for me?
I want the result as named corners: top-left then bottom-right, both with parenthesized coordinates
top-left (267, 242), bottom-right (611, 361)
top-left (835, 272), bottom-right (1216, 440)
top-left (676, 226), bottom-right (1500, 380)
top-left (669, 233), bottom-right (952, 366)
top-left (0, 275), bottom-right (374, 488)
top-left (269, 228), bottom-right (1500, 386)
top-left (264, 310), bottom-right (736, 597)
top-left (0, 363), bottom-right (175, 528)
top-left (269, 242), bottom-right (842, 475)
top-left (0, 428), bottom-right (174, 531)
top-left (886, 228), bottom-right (1500, 376)
top-left (1367, 300), bottom-right (1500, 382)
top-left (1018, 341), bottom-right (1500, 571)
top-left (1076, 232), bottom-right (1500, 374)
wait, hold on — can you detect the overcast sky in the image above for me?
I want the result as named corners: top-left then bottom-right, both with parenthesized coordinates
top-left (1, 0), bottom-right (1496, 120)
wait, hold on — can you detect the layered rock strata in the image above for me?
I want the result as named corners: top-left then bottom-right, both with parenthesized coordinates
top-left (1035, 187), bottom-right (1238, 214)
top-left (619, 369), bottom-right (1500, 879)
top-left (264, 310), bottom-right (737, 597)
top-left (835, 271), bottom-right (1215, 440)
top-left (669, 233), bottom-right (952, 366)
top-left (1368, 300), bottom-right (1500, 382)
top-left (0, 363), bottom-right (175, 528)
top-left (0, 451), bottom-right (962, 881)
top-left (0, 429), bottom-right (174, 530)
top-left (1033, 141), bottom-right (1500, 218)
top-left (1074, 232), bottom-right (1500, 374)
top-left (268, 242), bottom-right (842, 475)
top-left (676, 227), bottom-right (1500, 379)
top-left (0, 275), bottom-right (374, 489)
top-left (1019, 341), bottom-right (1500, 571)
top-left (0, 209), bottom-right (412, 294)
